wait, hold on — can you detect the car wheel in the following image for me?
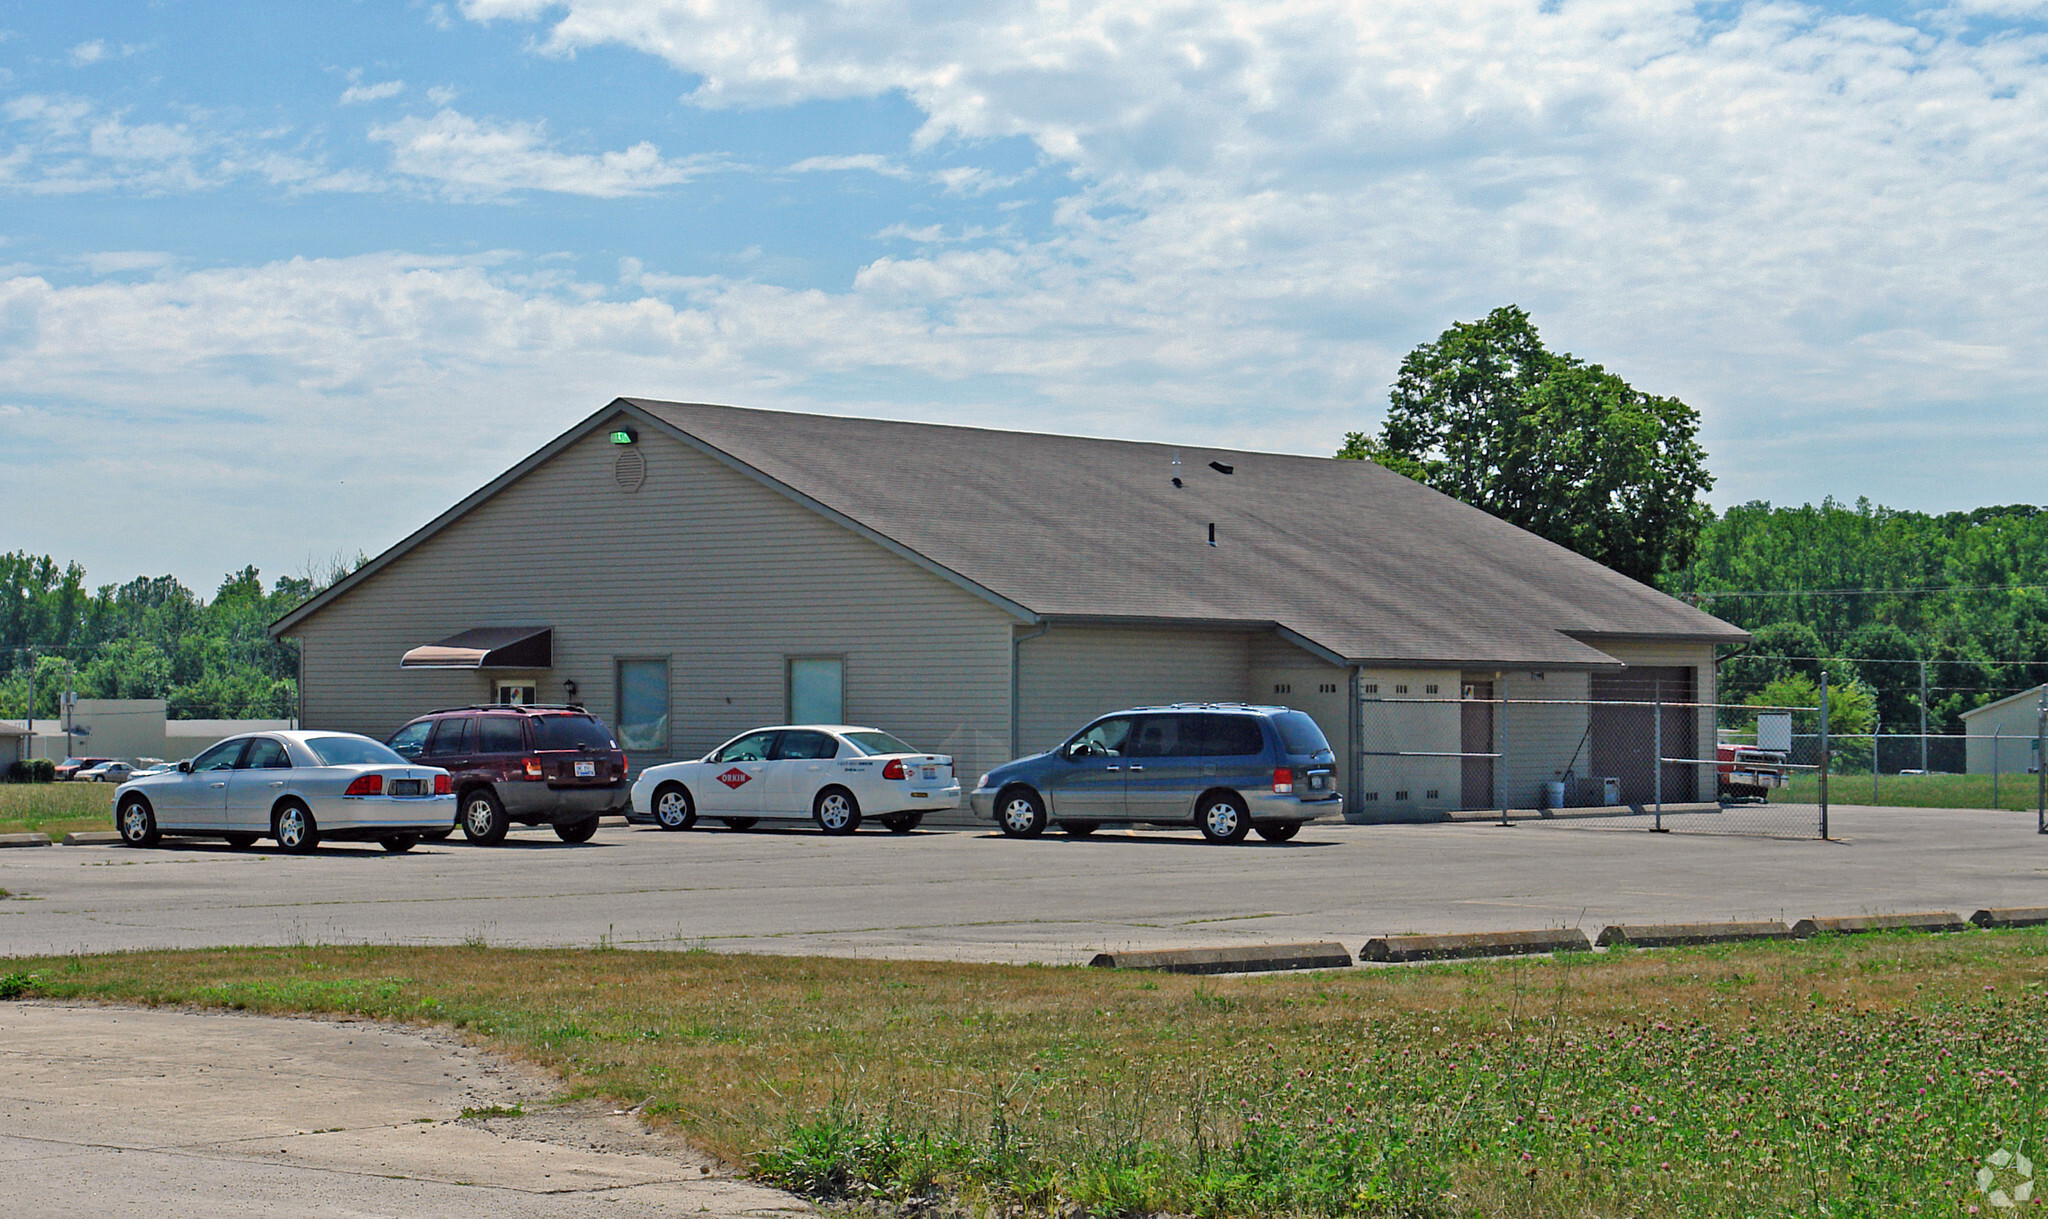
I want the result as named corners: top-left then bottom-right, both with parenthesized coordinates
top-left (882, 813), bottom-right (923, 834)
top-left (721, 817), bottom-right (759, 830)
top-left (116, 797), bottom-right (160, 847)
top-left (1255, 822), bottom-right (1301, 842)
top-left (813, 787), bottom-right (862, 835)
top-left (380, 834), bottom-right (420, 853)
top-left (1058, 821), bottom-right (1097, 838)
top-left (273, 801), bottom-right (320, 854)
top-left (224, 832), bottom-right (259, 848)
top-left (652, 784), bottom-right (697, 831)
top-left (997, 788), bottom-right (1047, 838)
top-left (461, 789), bottom-right (510, 845)
top-left (1197, 793), bottom-right (1250, 844)
top-left (555, 816), bottom-right (600, 843)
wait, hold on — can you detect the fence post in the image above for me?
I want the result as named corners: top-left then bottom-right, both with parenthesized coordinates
top-left (2036, 695), bottom-right (2045, 835)
top-left (1653, 681), bottom-right (1665, 832)
top-left (1873, 714), bottom-right (1880, 805)
top-left (1819, 671), bottom-right (1831, 841)
top-left (1498, 693), bottom-right (1511, 828)
top-left (1993, 730), bottom-right (2000, 811)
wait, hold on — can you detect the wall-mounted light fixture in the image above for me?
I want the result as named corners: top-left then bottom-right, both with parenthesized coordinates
top-left (609, 427), bottom-right (638, 445)
top-left (563, 678), bottom-right (580, 701)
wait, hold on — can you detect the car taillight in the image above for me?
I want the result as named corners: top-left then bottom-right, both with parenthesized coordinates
top-left (1272, 767), bottom-right (1294, 794)
top-left (433, 774), bottom-right (451, 795)
top-left (620, 755), bottom-right (628, 774)
top-left (344, 774), bottom-right (383, 797)
top-left (524, 759), bottom-right (544, 780)
top-left (883, 759), bottom-right (908, 780)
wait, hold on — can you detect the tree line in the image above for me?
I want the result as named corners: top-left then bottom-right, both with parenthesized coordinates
top-left (0, 552), bottom-right (346, 722)
top-left (1345, 306), bottom-right (2045, 733)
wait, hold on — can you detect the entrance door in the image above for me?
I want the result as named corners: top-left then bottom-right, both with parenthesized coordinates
top-left (1461, 678), bottom-right (1495, 810)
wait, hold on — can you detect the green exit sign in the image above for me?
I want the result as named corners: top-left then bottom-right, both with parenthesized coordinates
top-left (610, 428), bottom-right (638, 445)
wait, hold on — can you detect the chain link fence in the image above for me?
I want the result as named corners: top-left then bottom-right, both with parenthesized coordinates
top-left (1359, 695), bottom-right (1827, 839)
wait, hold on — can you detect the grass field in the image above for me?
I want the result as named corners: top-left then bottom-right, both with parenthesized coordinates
top-left (0, 782), bottom-right (113, 837)
top-left (1783, 770), bottom-right (2047, 813)
top-left (4, 932), bottom-right (2045, 1217)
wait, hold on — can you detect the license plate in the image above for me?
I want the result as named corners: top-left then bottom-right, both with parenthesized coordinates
top-left (922, 767), bottom-right (937, 780)
top-left (389, 779), bottom-right (422, 797)
top-left (575, 760), bottom-right (596, 778)
top-left (1309, 774), bottom-right (1327, 790)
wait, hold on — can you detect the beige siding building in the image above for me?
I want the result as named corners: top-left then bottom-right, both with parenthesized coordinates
top-left (273, 399), bottom-right (1747, 824)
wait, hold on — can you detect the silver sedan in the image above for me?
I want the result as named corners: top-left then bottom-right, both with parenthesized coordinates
top-left (111, 731), bottom-right (455, 853)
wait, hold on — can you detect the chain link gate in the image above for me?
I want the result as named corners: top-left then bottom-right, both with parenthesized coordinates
top-left (1357, 689), bottom-right (1830, 839)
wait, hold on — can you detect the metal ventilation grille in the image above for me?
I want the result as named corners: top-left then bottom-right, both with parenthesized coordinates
top-left (613, 449), bottom-right (646, 492)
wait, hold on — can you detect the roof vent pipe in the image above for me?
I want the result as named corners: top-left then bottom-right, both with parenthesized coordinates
top-left (1172, 449), bottom-right (1182, 488)
top-left (1208, 523), bottom-right (1216, 546)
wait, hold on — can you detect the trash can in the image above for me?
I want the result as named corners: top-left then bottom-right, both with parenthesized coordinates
top-left (1542, 780), bottom-right (1566, 812)
top-left (1601, 776), bottom-right (1622, 806)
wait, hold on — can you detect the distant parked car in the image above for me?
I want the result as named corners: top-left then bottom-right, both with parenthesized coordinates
top-left (110, 731), bottom-right (455, 853)
top-left (79, 760), bottom-right (148, 784)
top-left (387, 704), bottom-right (629, 844)
top-left (627, 725), bottom-right (960, 835)
top-left (55, 757), bottom-right (112, 781)
top-left (970, 704), bottom-right (1342, 843)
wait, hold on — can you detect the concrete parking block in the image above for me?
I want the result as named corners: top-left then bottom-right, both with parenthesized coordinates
top-left (1595, 921), bottom-right (1795, 948)
top-left (1088, 942), bottom-right (1353, 974)
top-left (1970, 907), bottom-right (2048, 929)
top-left (1791, 912), bottom-right (1970, 938)
top-left (60, 831), bottom-right (123, 846)
top-left (0, 833), bottom-right (50, 848)
top-left (1360, 928), bottom-right (1593, 962)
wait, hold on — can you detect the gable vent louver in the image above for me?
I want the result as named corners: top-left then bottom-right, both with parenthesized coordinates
top-left (613, 449), bottom-right (646, 492)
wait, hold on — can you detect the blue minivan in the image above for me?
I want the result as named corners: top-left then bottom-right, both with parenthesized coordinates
top-left (969, 704), bottom-right (1343, 843)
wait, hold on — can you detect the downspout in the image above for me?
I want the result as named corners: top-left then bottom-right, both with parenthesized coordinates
top-left (1011, 621), bottom-right (1052, 757)
top-left (1347, 663), bottom-right (1364, 820)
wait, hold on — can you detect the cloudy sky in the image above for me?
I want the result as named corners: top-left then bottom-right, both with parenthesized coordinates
top-left (3, 0), bottom-right (2045, 593)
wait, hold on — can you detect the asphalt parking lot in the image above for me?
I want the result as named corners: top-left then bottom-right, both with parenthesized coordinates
top-left (4, 804), bottom-right (2045, 962)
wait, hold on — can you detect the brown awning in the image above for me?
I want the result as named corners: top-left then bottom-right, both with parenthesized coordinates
top-left (400, 627), bottom-right (552, 670)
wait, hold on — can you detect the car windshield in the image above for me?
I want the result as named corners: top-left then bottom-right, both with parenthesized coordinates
top-left (305, 736), bottom-right (405, 767)
top-left (533, 715), bottom-right (617, 751)
top-left (1272, 711), bottom-right (1332, 756)
top-left (842, 730), bottom-right (916, 756)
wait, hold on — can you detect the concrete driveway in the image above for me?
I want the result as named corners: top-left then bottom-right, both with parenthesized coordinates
top-left (3, 804), bottom-right (2044, 962)
top-left (0, 1001), bottom-right (808, 1218)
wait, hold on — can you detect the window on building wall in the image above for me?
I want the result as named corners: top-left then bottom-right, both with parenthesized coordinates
top-left (788, 657), bottom-right (844, 724)
top-left (615, 659), bottom-right (670, 752)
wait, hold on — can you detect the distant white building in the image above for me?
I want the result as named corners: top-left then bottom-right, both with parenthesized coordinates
top-left (1961, 685), bottom-right (2048, 776)
top-left (0, 699), bottom-right (295, 765)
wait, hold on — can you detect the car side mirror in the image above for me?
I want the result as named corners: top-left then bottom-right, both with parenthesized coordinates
top-left (177, 760), bottom-right (192, 774)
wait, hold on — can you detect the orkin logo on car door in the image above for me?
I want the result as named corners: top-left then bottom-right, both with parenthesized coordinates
top-left (717, 767), bottom-right (753, 789)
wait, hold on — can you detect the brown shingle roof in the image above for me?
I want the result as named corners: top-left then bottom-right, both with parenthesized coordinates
top-left (630, 399), bottom-right (1745, 669)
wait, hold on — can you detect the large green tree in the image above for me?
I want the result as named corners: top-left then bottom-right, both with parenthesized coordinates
top-left (1339, 306), bottom-right (1714, 584)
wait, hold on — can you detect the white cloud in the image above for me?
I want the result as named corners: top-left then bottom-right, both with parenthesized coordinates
top-left (80, 250), bottom-right (174, 274)
top-left (340, 79), bottom-right (406, 104)
top-left (69, 40), bottom-right (105, 66)
top-left (0, 93), bottom-right (214, 193)
top-left (445, 0), bottom-right (2048, 507)
top-left (367, 108), bottom-right (712, 199)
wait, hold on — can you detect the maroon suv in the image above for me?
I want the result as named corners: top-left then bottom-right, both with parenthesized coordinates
top-left (387, 705), bottom-right (629, 844)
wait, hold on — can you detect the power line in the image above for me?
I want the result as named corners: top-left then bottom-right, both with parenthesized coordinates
top-left (1690, 584), bottom-right (2048, 599)
top-left (1732, 652), bottom-right (2048, 668)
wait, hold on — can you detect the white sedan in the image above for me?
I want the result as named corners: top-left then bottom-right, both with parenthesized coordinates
top-left (628, 725), bottom-right (961, 835)
top-left (111, 731), bottom-right (456, 854)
